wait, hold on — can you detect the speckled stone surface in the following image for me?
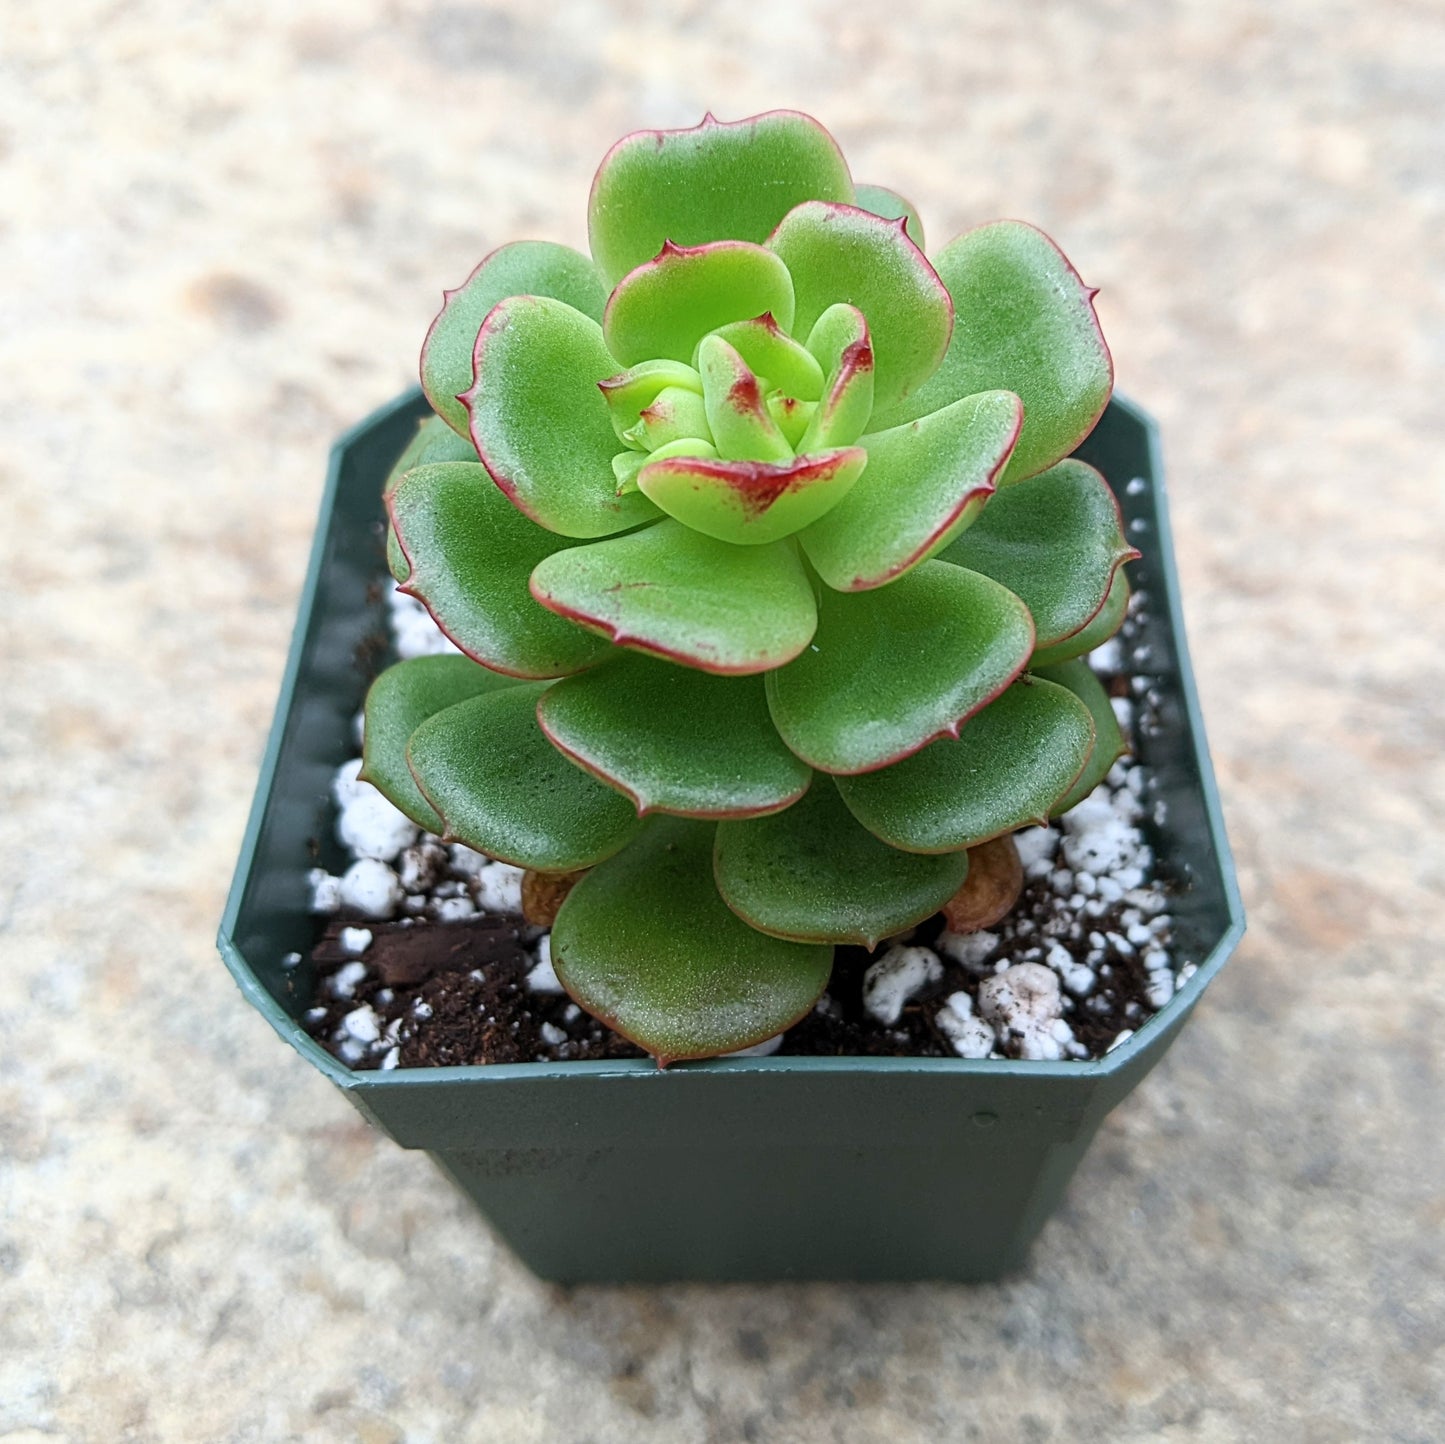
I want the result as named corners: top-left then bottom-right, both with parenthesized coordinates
top-left (3, 3), bottom-right (1443, 1440)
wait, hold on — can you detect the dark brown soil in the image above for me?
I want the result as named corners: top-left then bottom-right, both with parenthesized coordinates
top-left (304, 858), bottom-right (1162, 1069)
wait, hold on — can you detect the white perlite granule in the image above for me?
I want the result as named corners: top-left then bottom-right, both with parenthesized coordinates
top-left (934, 992), bottom-right (996, 1059)
top-left (336, 785), bottom-right (417, 862)
top-left (979, 964), bottom-right (1074, 1062)
top-left (338, 858), bottom-right (404, 919)
top-left (338, 926), bottom-right (373, 956)
top-left (862, 945), bottom-right (943, 1026)
top-left (936, 929), bottom-right (1001, 973)
top-left (525, 935), bottom-right (564, 994)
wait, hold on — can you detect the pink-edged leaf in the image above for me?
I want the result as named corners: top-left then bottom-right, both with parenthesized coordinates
top-left (552, 816), bottom-right (833, 1065)
top-left (587, 110), bottom-right (855, 286)
top-left (383, 414), bottom-right (478, 582)
top-left (797, 305), bottom-right (874, 450)
top-left (598, 359), bottom-right (704, 445)
top-left (714, 776), bottom-right (968, 948)
top-left (800, 390), bottom-right (1022, 591)
top-left (767, 201), bottom-right (953, 411)
top-left (360, 656), bottom-right (520, 832)
top-left (940, 458), bottom-right (1139, 648)
top-left (709, 314), bottom-right (825, 400)
top-left (407, 683), bottom-right (643, 872)
top-left (836, 676), bottom-right (1096, 853)
top-left (603, 240), bottom-right (795, 366)
top-left (389, 462), bottom-right (612, 678)
top-left (869, 221), bottom-right (1113, 483)
top-left (530, 519), bottom-right (818, 675)
top-left (537, 651), bottom-right (811, 819)
top-left (638, 447), bottom-right (866, 547)
top-left (853, 183), bottom-right (925, 249)
top-left (621, 385), bottom-right (712, 453)
top-left (765, 559), bottom-right (1035, 775)
top-left (1031, 567), bottom-right (1131, 667)
top-left (421, 241), bottom-right (608, 435)
top-left (696, 334), bottom-right (793, 463)
top-left (463, 295), bottom-right (660, 538)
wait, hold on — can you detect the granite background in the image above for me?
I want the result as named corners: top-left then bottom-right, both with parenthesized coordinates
top-left (2, 1), bottom-right (1443, 1439)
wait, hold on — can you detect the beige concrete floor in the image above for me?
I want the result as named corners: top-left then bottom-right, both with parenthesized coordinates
top-left (3, 2), bottom-right (1442, 1440)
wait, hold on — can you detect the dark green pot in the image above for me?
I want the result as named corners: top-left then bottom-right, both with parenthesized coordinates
top-left (218, 391), bottom-right (1244, 1284)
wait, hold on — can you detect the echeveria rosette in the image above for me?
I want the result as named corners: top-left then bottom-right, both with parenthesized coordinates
top-left (372, 110), bottom-right (1130, 1065)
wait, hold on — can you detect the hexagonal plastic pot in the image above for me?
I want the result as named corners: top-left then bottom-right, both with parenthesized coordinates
top-left (218, 389), bottom-right (1244, 1284)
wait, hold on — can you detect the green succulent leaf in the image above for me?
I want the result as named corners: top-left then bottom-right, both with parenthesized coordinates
top-left (1036, 658), bottom-right (1128, 815)
top-left (407, 683), bottom-right (642, 871)
top-left (638, 448), bottom-right (866, 547)
top-left (800, 390), bottom-right (1022, 591)
top-left (587, 110), bottom-right (856, 287)
top-left (797, 315), bottom-right (875, 451)
top-left (389, 462), bottom-right (612, 678)
top-left (598, 359), bottom-right (705, 445)
top-left (552, 816), bottom-right (834, 1063)
top-left (530, 518), bottom-right (818, 674)
top-left (836, 677), bottom-right (1096, 853)
top-left (537, 651), bottom-right (812, 818)
top-left (622, 385), bottom-right (712, 453)
top-left (853, 183), bottom-right (925, 249)
top-left (360, 656), bottom-right (518, 832)
top-left (603, 240), bottom-right (796, 367)
top-left (709, 315), bottom-right (825, 401)
top-left (767, 394), bottom-right (818, 447)
top-left (1031, 567), bottom-right (1131, 667)
top-left (765, 560), bottom-right (1035, 775)
top-left (384, 414), bottom-right (479, 499)
top-left (714, 777), bottom-right (968, 947)
top-left (464, 296), bottom-right (661, 538)
top-left (696, 334), bottom-right (794, 463)
top-left (421, 241), bottom-right (608, 436)
top-left (767, 201), bottom-right (953, 411)
top-left (939, 458), bottom-right (1137, 648)
top-left (383, 415), bottom-right (479, 582)
top-left (870, 221), bottom-right (1112, 483)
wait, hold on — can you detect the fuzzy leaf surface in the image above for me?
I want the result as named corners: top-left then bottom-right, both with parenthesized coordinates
top-left (587, 111), bottom-right (855, 286)
top-left (384, 415), bottom-right (478, 581)
top-left (837, 677), bottom-right (1095, 852)
top-left (552, 817), bottom-right (833, 1063)
top-left (361, 656), bottom-right (518, 831)
top-left (464, 296), bottom-right (660, 538)
top-left (801, 390), bottom-right (1022, 590)
top-left (421, 242), bottom-right (608, 435)
top-left (604, 241), bottom-right (796, 366)
top-left (768, 202), bottom-right (952, 410)
top-left (389, 462), bottom-right (611, 678)
top-left (714, 777), bottom-right (968, 947)
top-left (639, 447), bottom-right (866, 547)
top-left (766, 560), bottom-right (1034, 774)
top-left (407, 684), bottom-right (641, 871)
top-left (538, 652), bottom-right (812, 818)
top-left (530, 519), bottom-right (817, 674)
top-left (1031, 568), bottom-right (1131, 667)
top-left (940, 458), bottom-right (1137, 647)
top-left (1036, 659), bottom-right (1128, 814)
top-left (870, 221), bottom-right (1112, 483)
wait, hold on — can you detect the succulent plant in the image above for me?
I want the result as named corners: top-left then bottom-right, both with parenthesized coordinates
top-left (364, 110), bottom-right (1135, 1064)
